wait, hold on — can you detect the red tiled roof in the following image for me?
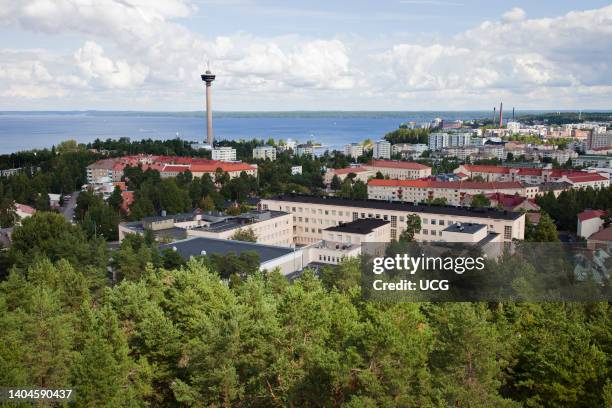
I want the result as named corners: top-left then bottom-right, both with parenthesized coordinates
top-left (15, 203), bottom-right (36, 215)
top-left (459, 164), bottom-right (511, 174)
top-left (368, 179), bottom-right (523, 190)
top-left (578, 209), bottom-right (607, 222)
top-left (368, 160), bottom-right (430, 170)
top-left (588, 226), bottom-right (612, 242)
top-left (331, 166), bottom-right (371, 175)
top-left (191, 161), bottom-right (256, 173)
top-left (162, 165), bottom-right (191, 173)
top-left (565, 173), bottom-right (608, 183)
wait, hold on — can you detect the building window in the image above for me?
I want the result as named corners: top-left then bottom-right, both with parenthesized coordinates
top-left (422, 218), bottom-right (428, 224)
top-left (423, 229), bottom-right (428, 235)
top-left (439, 220), bottom-right (445, 226)
top-left (504, 226), bottom-right (512, 240)
top-left (431, 219), bottom-right (436, 225)
top-left (391, 215), bottom-right (397, 228)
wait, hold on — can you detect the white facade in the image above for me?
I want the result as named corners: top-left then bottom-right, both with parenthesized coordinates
top-left (253, 146), bottom-right (277, 161)
top-left (392, 143), bottom-right (428, 159)
top-left (260, 196), bottom-right (525, 244)
top-left (212, 147), bottom-right (237, 161)
top-left (449, 133), bottom-right (472, 147)
top-left (373, 140), bottom-right (391, 159)
top-left (428, 133), bottom-right (449, 150)
top-left (344, 143), bottom-right (364, 159)
top-left (291, 166), bottom-right (303, 175)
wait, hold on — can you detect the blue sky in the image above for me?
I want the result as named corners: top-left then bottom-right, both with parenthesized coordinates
top-left (0, 1), bottom-right (611, 110)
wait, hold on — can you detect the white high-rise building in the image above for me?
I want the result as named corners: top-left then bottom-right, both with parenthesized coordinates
top-left (373, 140), bottom-right (391, 159)
top-left (448, 133), bottom-right (472, 147)
top-left (253, 146), bottom-right (277, 161)
top-left (428, 133), bottom-right (449, 150)
top-left (212, 147), bottom-right (237, 161)
top-left (344, 143), bottom-right (364, 159)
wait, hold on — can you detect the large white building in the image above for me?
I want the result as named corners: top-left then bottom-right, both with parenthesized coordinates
top-left (212, 147), bottom-right (237, 161)
top-left (373, 140), bottom-right (391, 159)
top-left (253, 146), bottom-right (277, 161)
top-left (344, 143), bottom-right (364, 159)
top-left (260, 194), bottom-right (525, 244)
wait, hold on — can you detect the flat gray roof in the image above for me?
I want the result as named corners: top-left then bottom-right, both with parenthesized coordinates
top-left (159, 236), bottom-right (296, 263)
top-left (443, 223), bottom-right (486, 234)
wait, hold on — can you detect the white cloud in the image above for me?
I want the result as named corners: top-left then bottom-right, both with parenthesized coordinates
top-left (74, 41), bottom-right (149, 89)
top-left (0, 1), bottom-right (611, 108)
top-left (502, 7), bottom-right (526, 23)
top-left (374, 5), bottom-right (612, 107)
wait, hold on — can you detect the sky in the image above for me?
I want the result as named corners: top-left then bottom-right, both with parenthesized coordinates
top-left (0, 0), bottom-right (611, 111)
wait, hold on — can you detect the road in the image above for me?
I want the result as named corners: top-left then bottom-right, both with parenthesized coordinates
top-left (59, 191), bottom-right (80, 223)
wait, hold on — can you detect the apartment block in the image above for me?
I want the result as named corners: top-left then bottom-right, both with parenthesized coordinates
top-left (344, 143), bottom-right (364, 159)
top-left (367, 179), bottom-right (534, 205)
top-left (428, 133), bottom-right (449, 150)
top-left (454, 164), bottom-right (609, 189)
top-left (212, 147), bottom-right (237, 161)
top-left (253, 146), bottom-right (277, 161)
top-left (373, 140), bottom-right (391, 159)
top-left (260, 194), bottom-right (524, 245)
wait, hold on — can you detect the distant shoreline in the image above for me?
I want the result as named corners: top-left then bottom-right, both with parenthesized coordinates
top-left (2, 110), bottom-right (611, 119)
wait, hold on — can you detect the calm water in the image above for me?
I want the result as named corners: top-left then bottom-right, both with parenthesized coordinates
top-left (0, 110), bottom-right (523, 154)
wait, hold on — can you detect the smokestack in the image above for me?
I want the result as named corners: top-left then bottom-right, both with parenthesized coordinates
top-left (493, 107), bottom-right (496, 123)
top-left (499, 102), bottom-right (503, 128)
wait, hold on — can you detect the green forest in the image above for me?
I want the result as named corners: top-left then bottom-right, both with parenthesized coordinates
top-left (1, 211), bottom-right (611, 407)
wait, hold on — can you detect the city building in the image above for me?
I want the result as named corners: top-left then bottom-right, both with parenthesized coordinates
top-left (211, 147), bottom-right (237, 161)
top-left (587, 226), bottom-right (612, 250)
top-left (295, 143), bottom-right (327, 157)
top-left (428, 133), bottom-right (449, 150)
top-left (15, 203), bottom-right (36, 223)
top-left (454, 164), bottom-right (609, 189)
top-left (586, 131), bottom-right (612, 150)
top-left (373, 140), bottom-right (391, 159)
top-left (161, 237), bottom-right (304, 276)
top-left (324, 166), bottom-right (374, 186)
top-left (367, 179), bottom-right (532, 205)
top-left (364, 160), bottom-right (431, 180)
top-left (291, 165), bottom-right (302, 175)
top-left (449, 132), bottom-right (472, 147)
top-left (573, 155), bottom-right (612, 168)
top-left (304, 219), bottom-right (390, 265)
top-left (344, 143), bottom-right (364, 159)
top-left (260, 194), bottom-right (524, 244)
top-left (120, 209), bottom-right (293, 247)
top-left (86, 155), bottom-right (257, 183)
top-left (253, 146), bottom-right (277, 161)
top-left (577, 209), bottom-right (607, 239)
top-left (186, 210), bottom-right (293, 247)
top-left (391, 143), bottom-right (428, 159)
top-left (474, 193), bottom-right (540, 212)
